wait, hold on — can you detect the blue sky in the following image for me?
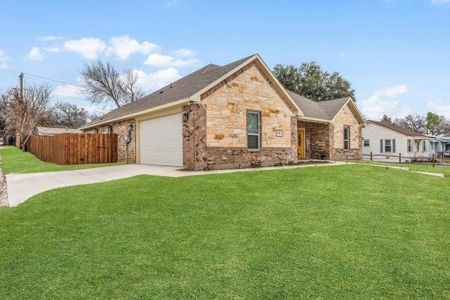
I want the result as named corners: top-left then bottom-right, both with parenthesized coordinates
top-left (0, 0), bottom-right (449, 119)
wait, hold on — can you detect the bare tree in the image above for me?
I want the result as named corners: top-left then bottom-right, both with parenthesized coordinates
top-left (48, 102), bottom-right (90, 129)
top-left (1, 84), bottom-right (52, 149)
top-left (80, 61), bottom-right (144, 108)
top-left (395, 114), bottom-right (426, 134)
top-left (120, 69), bottom-right (145, 104)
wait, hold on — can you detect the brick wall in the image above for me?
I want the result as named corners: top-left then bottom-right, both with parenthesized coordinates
top-left (183, 103), bottom-right (297, 171)
top-left (84, 119), bottom-right (136, 163)
top-left (297, 121), bottom-right (331, 160)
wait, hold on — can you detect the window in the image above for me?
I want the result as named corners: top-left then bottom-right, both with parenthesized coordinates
top-left (343, 126), bottom-right (350, 150)
top-left (385, 139), bottom-right (392, 153)
top-left (422, 141), bottom-right (426, 152)
top-left (247, 111), bottom-right (260, 150)
top-left (364, 139), bottom-right (370, 147)
top-left (108, 125), bottom-right (113, 134)
top-left (407, 139), bottom-right (413, 153)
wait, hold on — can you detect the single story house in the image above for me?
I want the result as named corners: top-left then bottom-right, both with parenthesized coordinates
top-left (81, 54), bottom-right (365, 170)
top-left (436, 137), bottom-right (450, 154)
top-left (362, 120), bottom-right (436, 162)
top-left (36, 127), bottom-right (81, 136)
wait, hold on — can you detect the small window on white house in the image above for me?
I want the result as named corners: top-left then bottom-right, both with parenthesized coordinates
top-left (343, 126), bottom-right (350, 150)
top-left (407, 139), bottom-right (413, 153)
top-left (422, 141), bottom-right (426, 152)
top-left (247, 111), bottom-right (260, 150)
top-left (364, 139), bottom-right (370, 147)
top-left (385, 139), bottom-right (392, 153)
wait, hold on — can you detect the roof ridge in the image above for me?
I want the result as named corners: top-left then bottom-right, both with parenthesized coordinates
top-left (368, 120), bottom-right (427, 137)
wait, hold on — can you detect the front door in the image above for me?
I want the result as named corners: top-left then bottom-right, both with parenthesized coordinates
top-left (298, 129), bottom-right (305, 159)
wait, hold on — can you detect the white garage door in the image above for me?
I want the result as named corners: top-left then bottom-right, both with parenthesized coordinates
top-left (139, 113), bottom-right (183, 166)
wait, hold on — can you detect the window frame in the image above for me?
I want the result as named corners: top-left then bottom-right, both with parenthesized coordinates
top-left (343, 125), bottom-right (350, 150)
top-left (246, 110), bottom-right (261, 151)
top-left (407, 139), bottom-right (413, 153)
top-left (384, 139), bottom-right (392, 153)
top-left (422, 141), bottom-right (426, 152)
top-left (363, 139), bottom-right (370, 147)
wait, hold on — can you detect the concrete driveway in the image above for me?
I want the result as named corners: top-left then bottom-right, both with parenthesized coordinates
top-left (4, 162), bottom-right (345, 207)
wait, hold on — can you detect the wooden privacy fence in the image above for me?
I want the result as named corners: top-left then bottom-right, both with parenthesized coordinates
top-left (27, 133), bottom-right (118, 164)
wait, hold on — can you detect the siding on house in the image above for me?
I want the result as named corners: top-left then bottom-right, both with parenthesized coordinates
top-left (362, 122), bottom-right (435, 161)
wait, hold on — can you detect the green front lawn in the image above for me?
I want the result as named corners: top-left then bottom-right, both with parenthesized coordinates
top-left (354, 159), bottom-right (450, 177)
top-left (0, 146), bottom-right (121, 174)
top-left (0, 165), bottom-right (449, 299)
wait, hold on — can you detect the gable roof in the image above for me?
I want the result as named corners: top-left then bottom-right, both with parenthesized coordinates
top-left (82, 54), bottom-right (301, 129)
top-left (287, 91), bottom-right (348, 121)
top-left (368, 120), bottom-right (428, 137)
top-left (288, 90), bottom-right (365, 125)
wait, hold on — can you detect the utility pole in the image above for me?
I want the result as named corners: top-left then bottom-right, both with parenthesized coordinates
top-left (16, 73), bottom-right (24, 148)
top-left (19, 73), bottom-right (24, 101)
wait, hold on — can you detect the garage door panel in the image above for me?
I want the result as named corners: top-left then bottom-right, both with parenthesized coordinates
top-left (139, 114), bottom-right (183, 166)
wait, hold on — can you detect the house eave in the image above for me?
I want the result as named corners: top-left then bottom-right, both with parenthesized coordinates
top-left (298, 116), bottom-right (331, 124)
top-left (80, 98), bottom-right (192, 130)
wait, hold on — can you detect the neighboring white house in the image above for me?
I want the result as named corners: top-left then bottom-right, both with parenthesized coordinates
top-left (362, 120), bottom-right (435, 162)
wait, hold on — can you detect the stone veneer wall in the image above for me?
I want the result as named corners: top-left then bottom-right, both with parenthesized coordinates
top-left (297, 121), bottom-right (331, 160)
top-left (183, 103), bottom-right (297, 170)
top-left (202, 62), bottom-right (294, 149)
top-left (83, 119), bottom-right (136, 163)
top-left (329, 104), bottom-right (362, 160)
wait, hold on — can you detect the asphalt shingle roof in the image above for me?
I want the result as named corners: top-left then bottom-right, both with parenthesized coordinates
top-left (287, 90), bottom-right (349, 121)
top-left (368, 120), bottom-right (428, 137)
top-left (86, 55), bottom-right (255, 127)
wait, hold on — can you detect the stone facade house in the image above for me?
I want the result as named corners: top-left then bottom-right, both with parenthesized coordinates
top-left (81, 54), bottom-right (365, 170)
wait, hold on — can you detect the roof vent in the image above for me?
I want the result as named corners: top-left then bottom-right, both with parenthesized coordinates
top-left (159, 90), bottom-right (164, 94)
top-left (170, 83), bottom-right (173, 88)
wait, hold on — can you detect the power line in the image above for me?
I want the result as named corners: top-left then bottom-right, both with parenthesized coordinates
top-left (0, 68), bottom-right (79, 86)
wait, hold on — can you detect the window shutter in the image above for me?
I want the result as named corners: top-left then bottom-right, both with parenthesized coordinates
top-left (380, 139), bottom-right (384, 153)
top-left (392, 139), bottom-right (396, 153)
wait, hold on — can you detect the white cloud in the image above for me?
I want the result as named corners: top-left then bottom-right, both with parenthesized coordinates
top-left (63, 38), bottom-right (106, 59)
top-left (427, 99), bottom-right (450, 118)
top-left (0, 49), bottom-right (8, 68)
top-left (144, 53), bottom-right (198, 67)
top-left (54, 84), bottom-right (83, 97)
top-left (107, 35), bottom-right (159, 60)
top-left (430, 0), bottom-right (450, 5)
top-left (37, 35), bottom-right (63, 42)
top-left (172, 48), bottom-right (195, 57)
top-left (26, 47), bottom-right (43, 61)
top-left (360, 84), bottom-right (409, 120)
top-left (131, 68), bottom-right (181, 92)
top-left (43, 46), bottom-right (61, 53)
top-left (166, 0), bottom-right (178, 6)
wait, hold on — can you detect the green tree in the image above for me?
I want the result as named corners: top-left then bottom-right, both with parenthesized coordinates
top-left (273, 62), bottom-right (355, 101)
top-left (425, 112), bottom-right (446, 136)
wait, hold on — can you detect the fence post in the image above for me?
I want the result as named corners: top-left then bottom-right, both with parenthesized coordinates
top-left (399, 153), bottom-right (401, 164)
top-left (370, 152), bottom-right (373, 161)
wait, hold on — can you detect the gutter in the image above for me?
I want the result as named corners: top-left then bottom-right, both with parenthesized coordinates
top-left (298, 116), bottom-right (331, 124)
top-left (80, 98), bottom-right (192, 130)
